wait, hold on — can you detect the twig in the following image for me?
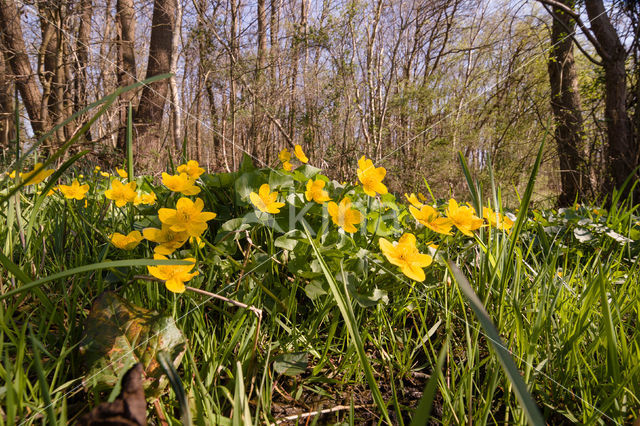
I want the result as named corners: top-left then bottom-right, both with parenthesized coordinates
top-left (272, 404), bottom-right (375, 425)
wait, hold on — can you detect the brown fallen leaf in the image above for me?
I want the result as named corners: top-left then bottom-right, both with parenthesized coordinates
top-left (77, 363), bottom-right (147, 426)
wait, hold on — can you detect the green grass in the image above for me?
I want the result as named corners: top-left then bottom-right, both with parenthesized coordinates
top-left (1, 103), bottom-right (640, 424)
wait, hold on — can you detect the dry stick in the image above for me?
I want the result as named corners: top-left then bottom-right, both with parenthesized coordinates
top-left (131, 276), bottom-right (263, 322)
top-left (184, 285), bottom-right (263, 355)
top-left (272, 404), bottom-right (375, 425)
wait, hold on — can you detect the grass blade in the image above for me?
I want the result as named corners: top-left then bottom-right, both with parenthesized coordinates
top-left (447, 261), bottom-right (545, 426)
top-left (0, 258), bottom-right (193, 301)
top-left (29, 325), bottom-right (56, 425)
top-left (409, 336), bottom-right (448, 426)
top-left (303, 225), bottom-right (392, 424)
top-left (158, 350), bottom-right (192, 426)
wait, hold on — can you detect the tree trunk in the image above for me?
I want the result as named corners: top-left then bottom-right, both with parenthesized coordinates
top-left (585, 0), bottom-right (637, 198)
top-left (249, 0), bottom-right (267, 157)
top-left (0, 50), bottom-right (14, 150)
top-left (133, 0), bottom-right (176, 169)
top-left (0, 0), bottom-right (47, 136)
top-left (116, 0), bottom-right (137, 151)
top-left (547, 1), bottom-right (590, 206)
top-left (74, 0), bottom-right (93, 142)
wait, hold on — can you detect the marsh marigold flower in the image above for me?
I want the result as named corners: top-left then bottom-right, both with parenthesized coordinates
top-left (116, 168), bottom-right (128, 178)
top-left (279, 148), bottom-right (291, 163)
top-left (162, 172), bottom-right (201, 195)
top-left (250, 184), bottom-right (286, 214)
top-left (20, 163), bottom-right (54, 185)
top-left (105, 180), bottom-right (137, 207)
top-left (294, 145), bottom-right (308, 163)
top-left (379, 233), bottom-right (432, 282)
top-left (58, 179), bottom-right (90, 200)
top-left (110, 230), bottom-right (143, 250)
top-left (445, 199), bottom-right (483, 236)
top-left (357, 156), bottom-right (387, 197)
top-left (134, 192), bottom-right (157, 206)
top-left (278, 148), bottom-right (293, 171)
top-left (158, 197), bottom-right (216, 238)
top-left (483, 207), bottom-right (514, 232)
top-left (405, 193), bottom-right (423, 209)
top-left (410, 205), bottom-right (453, 236)
top-left (305, 179), bottom-right (331, 203)
top-left (143, 224), bottom-right (189, 255)
top-left (177, 160), bottom-right (205, 179)
top-left (327, 197), bottom-right (362, 233)
top-left (147, 254), bottom-right (198, 293)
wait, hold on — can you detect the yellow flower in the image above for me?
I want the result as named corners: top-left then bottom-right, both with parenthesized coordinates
top-left (134, 192), bottom-right (157, 205)
top-left (46, 186), bottom-right (58, 196)
top-left (94, 166), bottom-right (101, 172)
top-left (162, 172), bottom-right (201, 195)
top-left (58, 180), bottom-right (90, 200)
top-left (418, 193), bottom-right (428, 202)
top-left (104, 180), bottom-right (137, 207)
top-left (143, 224), bottom-right (189, 255)
top-left (279, 148), bottom-right (292, 163)
top-left (445, 199), bottom-right (483, 237)
top-left (327, 197), bottom-right (362, 233)
top-left (100, 171), bottom-right (110, 178)
top-left (483, 207), bottom-right (514, 232)
top-left (250, 184), bottom-right (286, 214)
top-left (147, 254), bottom-right (198, 293)
top-left (305, 179), bottom-right (331, 203)
top-left (357, 156), bottom-right (387, 197)
top-left (190, 236), bottom-right (205, 249)
top-left (20, 163), bottom-right (54, 185)
top-left (283, 161), bottom-right (293, 171)
top-left (9, 170), bottom-right (16, 178)
top-left (379, 233), bottom-right (432, 282)
top-left (404, 193), bottom-right (423, 208)
top-left (177, 160), bottom-right (205, 179)
top-left (409, 205), bottom-right (453, 236)
top-left (294, 145), bottom-right (308, 163)
top-left (158, 197), bottom-right (216, 237)
top-left (116, 168), bottom-right (128, 178)
top-left (110, 231), bottom-right (143, 250)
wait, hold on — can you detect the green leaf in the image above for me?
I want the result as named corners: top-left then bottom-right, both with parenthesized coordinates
top-left (273, 352), bottom-right (309, 376)
top-left (304, 280), bottom-right (328, 300)
top-left (292, 165), bottom-right (322, 181)
top-left (234, 171), bottom-right (262, 200)
top-left (574, 228), bottom-right (593, 242)
top-left (80, 292), bottom-right (186, 398)
top-left (239, 153), bottom-right (256, 173)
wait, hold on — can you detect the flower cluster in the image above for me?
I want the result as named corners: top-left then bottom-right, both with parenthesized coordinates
top-left (9, 147), bottom-right (519, 292)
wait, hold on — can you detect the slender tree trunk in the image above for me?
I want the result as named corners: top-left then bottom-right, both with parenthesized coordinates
top-left (74, 0), bottom-right (93, 142)
top-left (116, 0), bottom-right (137, 151)
top-left (134, 0), bottom-right (176, 169)
top-left (249, 0), bottom-right (267, 157)
top-left (0, 50), bottom-right (14, 150)
top-left (547, 1), bottom-right (590, 206)
top-left (229, 0), bottom-right (238, 169)
top-left (0, 0), bottom-right (47, 136)
top-left (169, 0), bottom-right (182, 153)
top-left (585, 0), bottom-right (637, 198)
